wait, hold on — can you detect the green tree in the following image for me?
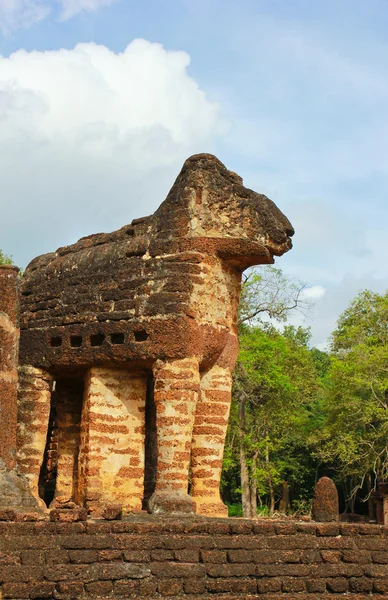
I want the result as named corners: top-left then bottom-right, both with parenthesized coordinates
top-left (223, 321), bottom-right (320, 517)
top-left (313, 290), bottom-right (388, 512)
top-left (239, 266), bottom-right (311, 325)
top-left (0, 249), bottom-right (13, 266)
top-left (222, 266), bottom-right (321, 518)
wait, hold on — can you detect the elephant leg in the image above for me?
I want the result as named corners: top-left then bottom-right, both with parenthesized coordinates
top-left (17, 366), bottom-right (53, 509)
top-left (148, 357), bottom-right (200, 514)
top-left (78, 367), bottom-right (146, 515)
top-left (190, 364), bottom-right (232, 518)
top-left (52, 377), bottom-right (83, 507)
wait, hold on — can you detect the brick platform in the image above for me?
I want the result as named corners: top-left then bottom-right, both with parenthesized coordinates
top-left (0, 517), bottom-right (387, 599)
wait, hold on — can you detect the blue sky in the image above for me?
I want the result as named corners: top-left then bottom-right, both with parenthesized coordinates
top-left (0, 0), bottom-right (387, 347)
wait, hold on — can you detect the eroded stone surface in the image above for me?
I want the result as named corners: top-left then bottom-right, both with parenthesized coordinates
top-left (312, 476), bottom-right (339, 522)
top-left (13, 154), bottom-right (294, 515)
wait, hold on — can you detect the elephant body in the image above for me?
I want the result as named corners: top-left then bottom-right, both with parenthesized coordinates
top-left (17, 154), bottom-right (293, 516)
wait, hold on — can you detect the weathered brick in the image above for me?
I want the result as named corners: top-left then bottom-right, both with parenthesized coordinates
top-left (29, 582), bottom-right (56, 599)
top-left (342, 549), bottom-right (371, 563)
top-left (228, 549), bottom-right (254, 563)
top-left (55, 522), bottom-right (86, 534)
top-left (305, 578), bottom-right (326, 593)
top-left (114, 580), bottom-right (141, 596)
top-left (114, 533), bottom-right (163, 550)
top-left (151, 562), bottom-right (205, 578)
top-left (20, 549), bottom-right (45, 565)
top-left (207, 577), bottom-right (257, 594)
top-left (326, 576), bottom-right (348, 593)
top-left (90, 562), bottom-right (151, 580)
top-left (85, 580), bottom-right (113, 595)
top-left (207, 563), bottom-right (256, 577)
top-left (316, 523), bottom-right (340, 536)
top-left (206, 521), bottom-right (229, 535)
top-left (349, 576), bottom-right (374, 593)
top-left (252, 521), bottom-right (275, 535)
top-left (295, 522), bottom-right (316, 535)
top-left (123, 549), bottom-right (149, 562)
top-left (229, 520), bottom-right (253, 535)
top-left (372, 550), bottom-right (388, 563)
top-left (257, 578), bottom-right (282, 593)
top-left (309, 563), bottom-right (363, 577)
top-left (374, 579), bottom-right (388, 593)
top-left (282, 577), bottom-right (306, 592)
top-left (45, 564), bottom-right (87, 581)
top-left (164, 535), bottom-right (215, 550)
top-left (214, 534), bottom-right (266, 550)
top-left (300, 549), bottom-right (320, 564)
top-left (319, 536), bottom-right (356, 549)
top-left (0, 551), bottom-right (20, 565)
top-left (99, 549), bottom-right (123, 561)
top-left (267, 534), bottom-right (318, 550)
top-left (86, 520), bottom-right (112, 535)
top-left (364, 563), bottom-right (388, 577)
top-left (200, 549), bottom-right (227, 563)
top-left (274, 522), bottom-right (297, 536)
top-left (2, 583), bottom-right (29, 599)
top-left (357, 537), bottom-right (388, 550)
top-left (320, 550), bottom-right (342, 563)
top-left (174, 548), bottom-right (200, 562)
top-left (0, 535), bottom-right (58, 551)
top-left (151, 549), bottom-right (175, 561)
top-left (69, 549), bottom-right (98, 564)
top-left (45, 549), bottom-right (69, 565)
top-left (158, 579), bottom-right (183, 595)
top-left (184, 577), bottom-right (207, 594)
top-left (255, 564), bottom-right (309, 577)
top-left (61, 534), bottom-right (115, 549)
top-left (0, 565), bottom-right (44, 582)
top-left (56, 581), bottom-right (84, 596)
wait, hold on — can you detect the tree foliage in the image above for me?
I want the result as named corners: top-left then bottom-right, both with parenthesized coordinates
top-left (312, 290), bottom-right (388, 505)
top-left (222, 268), bottom-right (388, 519)
top-left (0, 249), bottom-right (13, 266)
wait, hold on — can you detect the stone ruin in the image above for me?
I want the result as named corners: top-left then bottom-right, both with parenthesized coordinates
top-left (0, 153), bottom-right (294, 519)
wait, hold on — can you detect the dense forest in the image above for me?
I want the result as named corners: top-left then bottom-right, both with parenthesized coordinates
top-left (1, 250), bottom-right (387, 519)
top-left (222, 267), bottom-right (388, 519)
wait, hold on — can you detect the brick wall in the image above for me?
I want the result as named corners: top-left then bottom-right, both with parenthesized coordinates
top-left (0, 518), bottom-right (387, 599)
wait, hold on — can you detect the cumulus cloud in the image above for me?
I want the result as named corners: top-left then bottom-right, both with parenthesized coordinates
top-left (0, 40), bottom-right (225, 267)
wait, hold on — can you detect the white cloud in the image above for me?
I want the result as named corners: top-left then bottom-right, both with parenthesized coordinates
top-left (0, 0), bottom-right (50, 34)
top-left (302, 286), bottom-right (326, 300)
top-left (0, 40), bottom-right (225, 267)
top-left (0, 0), bottom-right (117, 32)
top-left (59, 0), bottom-right (117, 21)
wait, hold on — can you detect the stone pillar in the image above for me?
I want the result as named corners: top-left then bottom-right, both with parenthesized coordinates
top-left (191, 364), bottom-right (232, 518)
top-left (78, 368), bottom-right (146, 515)
top-left (0, 265), bottom-right (37, 508)
top-left (17, 366), bottom-right (53, 508)
top-left (148, 357), bottom-right (199, 514)
top-left (312, 476), bottom-right (339, 522)
top-left (377, 483), bottom-right (388, 525)
top-left (0, 265), bottom-right (20, 470)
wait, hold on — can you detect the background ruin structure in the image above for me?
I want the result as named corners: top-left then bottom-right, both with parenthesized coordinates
top-left (1, 153), bottom-right (294, 517)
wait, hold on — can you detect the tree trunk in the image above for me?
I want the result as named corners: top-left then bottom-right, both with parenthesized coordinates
top-left (279, 480), bottom-right (290, 514)
top-left (266, 439), bottom-right (275, 516)
top-left (239, 393), bottom-right (252, 518)
top-left (367, 473), bottom-right (375, 521)
top-left (249, 452), bottom-right (258, 518)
